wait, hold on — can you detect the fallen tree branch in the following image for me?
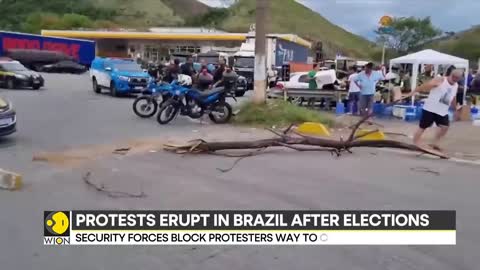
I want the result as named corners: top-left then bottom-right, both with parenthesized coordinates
top-left (353, 129), bottom-right (380, 141)
top-left (410, 167), bottom-right (441, 176)
top-left (164, 134), bottom-right (448, 159)
top-left (163, 98), bottom-right (448, 160)
top-left (275, 142), bottom-right (340, 156)
top-left (214, 148), bottom-right (268, 173)
top-left (283, 124), bottom-right (296, 134)
top-left (266, 128), bottom-right (287, 138)
top-left (217, 156), bottom-right (249, 173)
top-left (208, 147), bottom-right (268, 158)
top-left (384, 132), bottom-right (409, 137)
top-left (82, 172), bottom-right (147, 198)
top-left (113, 147), bottom-right (131, 155)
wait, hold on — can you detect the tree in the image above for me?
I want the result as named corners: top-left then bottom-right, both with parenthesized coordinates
top-left (376, 16), bottom-right (442, 52)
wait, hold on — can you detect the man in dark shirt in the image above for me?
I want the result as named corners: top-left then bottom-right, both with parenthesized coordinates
top-left (213, 59), bottom-right (226, 83)
top-left (211, 66), bottom-right (238, 93)
top-left (181, 56), bottom-right (195, 77)
top-left (165, 59), bottom-right (181, 83)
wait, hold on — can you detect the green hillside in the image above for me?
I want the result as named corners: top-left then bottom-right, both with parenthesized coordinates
top-left (163, 0), bottom-right (212, 18)
top-left (0, 0), bottom-right (211, 32)
top-left (0, 0), bottom-right (375, 58)
top-left (218, 0), bottom-right (375, 58)
top-left (425, 27), bottom-right (480, 65)
top-left (94, 0), bottom-right (212, 27)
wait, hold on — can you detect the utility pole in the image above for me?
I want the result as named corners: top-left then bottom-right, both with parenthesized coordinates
top-left (253, 0), bottom-right (269, 104)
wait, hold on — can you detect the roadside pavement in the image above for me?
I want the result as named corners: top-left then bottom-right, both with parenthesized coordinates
top-left (3, 131), bottom-right (480, 270)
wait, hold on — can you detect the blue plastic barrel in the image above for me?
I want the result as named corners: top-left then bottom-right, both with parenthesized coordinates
top-left (383, 106), bottom-right (393, 117)
top-left (472, 107), bottom-right (479, 120)
top-left (336, 102), bottom-right (345, 115)
top-left (404, 106), bottom-right (417, 122)
top-left (373, 103), bottom-right (385, 116)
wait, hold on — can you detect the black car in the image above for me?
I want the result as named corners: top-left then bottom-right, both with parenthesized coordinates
top-left (0, 97), bottom-right (16, 137)
top-left (5, 49), bottom-right (73, 71)
top-left (40, 60), bottom-right (87, 74)
top-left (0, 60), bottom-right (44, 90)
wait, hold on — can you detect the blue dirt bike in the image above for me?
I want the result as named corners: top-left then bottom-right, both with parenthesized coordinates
top-left (156, 85), bottom-right (236, 125)
top-left (132, 80), bottom-right (186, 118)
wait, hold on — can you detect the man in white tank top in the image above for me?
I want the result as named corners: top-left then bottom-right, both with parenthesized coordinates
top-left (405, 68), bottom-right (463, 151)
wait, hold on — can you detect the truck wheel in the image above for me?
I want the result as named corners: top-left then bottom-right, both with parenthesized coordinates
top-left (92, 78), bottom-right (101, 93)
top-left (110, 81), bottom-right (119, 97)
top-left (32, 85), bottom-right (41, 90)
top-left (6, 79), bottom-right (15, 89)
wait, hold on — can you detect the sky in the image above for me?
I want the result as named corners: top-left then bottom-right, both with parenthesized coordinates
top-left (199, 0), bottom-right (480, 40)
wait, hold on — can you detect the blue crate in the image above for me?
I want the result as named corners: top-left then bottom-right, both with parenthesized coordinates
top-left (373, 103), bottom-right (385, 115)
top-left (404, 106), bottom-right (417, 122)
top-left (383, 106), bottom-right (393, 117)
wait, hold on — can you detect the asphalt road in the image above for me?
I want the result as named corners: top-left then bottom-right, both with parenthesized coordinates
top-left (0, 73), bottom-right (241, 171)
top-left (0, 73), bottom-right (479, 270)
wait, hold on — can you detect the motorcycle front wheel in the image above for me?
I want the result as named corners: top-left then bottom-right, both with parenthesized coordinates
top-left (133, 96), bottom-right (158, 118)
top-left (157, 100), bottom-right (179, 125)
top-left (208, 102), bottom-right (233, 124)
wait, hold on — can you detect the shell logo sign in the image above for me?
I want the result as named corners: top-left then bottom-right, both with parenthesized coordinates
top-left (379, 15), bottom-right (393, 27)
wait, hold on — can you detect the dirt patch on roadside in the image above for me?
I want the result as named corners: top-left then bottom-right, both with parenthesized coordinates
top-left (31, 127), bottom-right (275, 168)
top-left (32, 138), bottom-right (171, 168)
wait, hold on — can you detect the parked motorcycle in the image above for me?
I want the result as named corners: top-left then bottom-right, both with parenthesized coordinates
top-left (156, 85), bottom-right (236, 125)
top-left (132, 75), bottom-right (191, 118)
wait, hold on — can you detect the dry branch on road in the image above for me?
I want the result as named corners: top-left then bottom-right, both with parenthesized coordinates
top-left (82, 172), bottom-right (147, 198)
top-left (163, 113), bottom-right (449, 160)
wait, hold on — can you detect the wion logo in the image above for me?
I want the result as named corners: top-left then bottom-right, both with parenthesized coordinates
top-left (44, 211), bottom-right (71, 245)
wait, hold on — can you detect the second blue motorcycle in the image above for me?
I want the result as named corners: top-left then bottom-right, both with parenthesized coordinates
top-left (156, 84), bottom-right (236, 125)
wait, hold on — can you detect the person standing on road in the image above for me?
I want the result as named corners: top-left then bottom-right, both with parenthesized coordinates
top-left (404, 68), bottom-right (462, 151)
top-left (354, 62), bottom-right (386, 116)
top-left (267, 65), bottom-right (278, 89)
top-left (308, 64), bottom-right (320, 90)
top-left (347, 66), bottom-right (361, 115)
top-left (467, 69), bottom-right (474, 88)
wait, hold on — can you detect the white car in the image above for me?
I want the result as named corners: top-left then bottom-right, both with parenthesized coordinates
top-left (276, 69), bottom-right (339, 90)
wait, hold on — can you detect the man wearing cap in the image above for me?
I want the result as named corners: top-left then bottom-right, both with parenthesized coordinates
top-left (354, 62), bottom-right (386, 116)
top-left (405, 68), bottom-right (463, 151)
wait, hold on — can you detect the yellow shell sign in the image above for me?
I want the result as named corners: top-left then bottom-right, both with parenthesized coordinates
top-left (379, 15), bottom-right (393, 27)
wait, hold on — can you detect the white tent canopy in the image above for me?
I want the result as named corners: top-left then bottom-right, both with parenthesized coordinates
top-left (389, 49), bottom-right (469, 105)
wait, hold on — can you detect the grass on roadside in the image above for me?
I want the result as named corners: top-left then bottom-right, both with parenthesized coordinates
top-left (234, 100), bottom-right (335, 128)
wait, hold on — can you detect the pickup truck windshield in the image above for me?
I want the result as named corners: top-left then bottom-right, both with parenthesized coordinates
top-left (234, 57), bottom-right (254, 68)
top-left (113, 63), bottom-right (143, 72)
top-left (2, 62), bottom-right (28, 71)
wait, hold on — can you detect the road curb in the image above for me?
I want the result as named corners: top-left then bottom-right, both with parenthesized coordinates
top-left (376, 148), bottom-right (480, 166)
top-left (0, 169), bottom-right (23, 191)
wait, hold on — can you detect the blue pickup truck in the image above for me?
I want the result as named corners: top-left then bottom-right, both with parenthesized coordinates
top-left (90, 57), bottom-right (154, 97)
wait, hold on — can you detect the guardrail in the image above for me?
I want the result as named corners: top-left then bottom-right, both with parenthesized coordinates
top-left (267, 87), bottom-right (348, 101)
